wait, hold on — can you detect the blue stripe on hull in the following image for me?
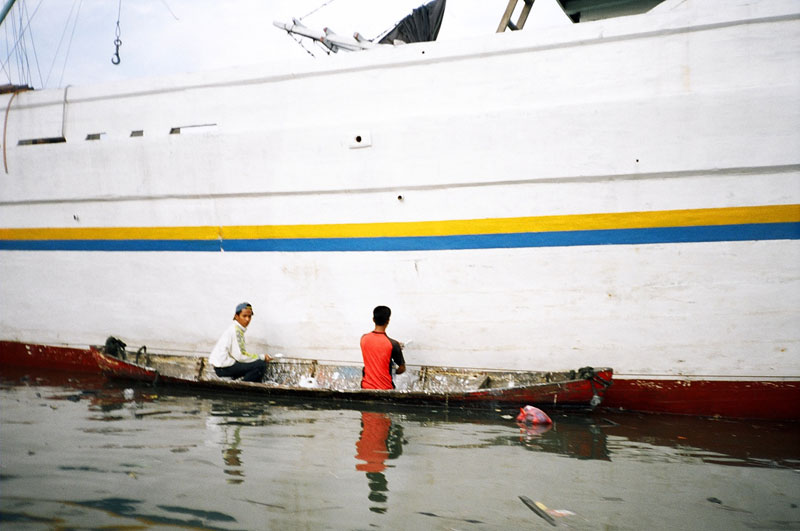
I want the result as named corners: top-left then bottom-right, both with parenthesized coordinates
top-left (1, 222), bottom-right (798, 252)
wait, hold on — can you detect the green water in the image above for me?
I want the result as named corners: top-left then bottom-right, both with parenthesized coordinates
top-left (1, 368), bottom-right (798, 530)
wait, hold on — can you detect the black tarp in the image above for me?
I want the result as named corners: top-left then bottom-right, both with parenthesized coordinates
top-left (378, 0), bottom-right (446, 45)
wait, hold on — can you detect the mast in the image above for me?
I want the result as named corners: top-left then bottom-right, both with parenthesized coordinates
top-left (0, 0), bottom-right (18, 27)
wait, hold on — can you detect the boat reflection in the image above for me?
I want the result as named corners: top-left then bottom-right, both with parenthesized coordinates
top-left (354, 412), bottom-right (405, 514)
top-left (0, 365), bottom-right (108, 391)
top-left (1, 369), bottom-right (796, 472)
top-left (524, 415), bottom-right (613, 461)
top-left (599, 411), bottom-right (800, 469)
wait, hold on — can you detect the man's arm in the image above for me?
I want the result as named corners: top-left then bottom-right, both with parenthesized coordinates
top-left (390, 338), bottom-right (406, 374)
top-left (232, 328), bottom-right (261, 363)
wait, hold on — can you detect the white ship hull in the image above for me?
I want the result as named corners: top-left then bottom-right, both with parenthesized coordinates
top-left (1, 0), bottom-right (798, 417)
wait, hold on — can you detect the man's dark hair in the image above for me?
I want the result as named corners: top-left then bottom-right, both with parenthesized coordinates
top-left (373, 306), bottom-right (391, 326)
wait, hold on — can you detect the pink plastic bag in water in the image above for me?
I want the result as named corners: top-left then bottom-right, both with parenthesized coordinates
top-left (516, 405), bottom-right (552, 425)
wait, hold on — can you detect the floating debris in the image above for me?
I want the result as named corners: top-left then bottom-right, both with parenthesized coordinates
top-left (133, 410), bottom-right (172, 418)
top-left (516, 405), bottom-right (552, 425)
top-left (417, 511), bottom-right (484, 524)
top-left (519, 496), bottom-right (556, 526)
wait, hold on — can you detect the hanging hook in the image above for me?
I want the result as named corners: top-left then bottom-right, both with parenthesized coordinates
top-left (112, 1), bottom-right (123, 65)
top-left (111, 37), bottom-right (122, 64)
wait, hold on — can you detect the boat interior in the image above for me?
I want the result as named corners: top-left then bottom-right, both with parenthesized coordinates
top-left (109, 349), bottom-right (593, 393)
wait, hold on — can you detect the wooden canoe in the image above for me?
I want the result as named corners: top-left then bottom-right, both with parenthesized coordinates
top-left (90, 346), bottom-right (612, 410)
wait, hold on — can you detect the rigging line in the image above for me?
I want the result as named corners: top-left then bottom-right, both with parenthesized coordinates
top-left (372, 3), bottom-right (416, 42)
top-left (373, 11), bottom-right (407, 43)
top-left (15, 6), bottom-right (28, 85)
top-left (7, 7), bottom-right (15, 81)
top-left (10, 6), bottom-right (20, 83)
top-left (1, 10), bottom-right (13, 82)
top-left (21, 0), bottom-right (43, 88)
top-left (299, 0), bottom-right (338, 21)
top-left (373, 22), bottom-right (396, 43)
top-left (20, 2), bottom-right (34, 87)
top-left (13, 0), bottom-right (29, 85)
top-left (287, 31), bottom-right (316, 58)
top-left (314, 40), bottom-right (332, 55)
top-left (1, 17), bottom-right (6, 81)
top-left (43, 0), bottom-right (79, 87)
top-left (17, 1), bottom-right (28, 85)
top-left (57, 0), bottom-right (83, 87)
top-left (158, 0), bottom-right (179, 21)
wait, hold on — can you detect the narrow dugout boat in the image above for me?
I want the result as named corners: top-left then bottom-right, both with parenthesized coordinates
top-left (90, 346), bottom-right (612, 410)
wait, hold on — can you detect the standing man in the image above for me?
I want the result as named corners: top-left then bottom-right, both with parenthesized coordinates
top-left (209, 302), bottom-right (271, 382)
top-left (360, 305), bottom-right (406, 390)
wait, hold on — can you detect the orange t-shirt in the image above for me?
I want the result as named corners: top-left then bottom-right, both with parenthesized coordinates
top-left (360, 331), bottom-right (405, 390)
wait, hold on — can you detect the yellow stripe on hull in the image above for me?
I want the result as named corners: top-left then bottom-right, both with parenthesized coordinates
top-left (1, 204), bottom-right (798, 241)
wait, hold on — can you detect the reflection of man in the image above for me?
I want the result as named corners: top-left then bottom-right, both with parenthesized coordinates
top-left (360, 306), bottom-right (405, 390)
top-left (355, 411), bottom-right (404, 514)
top-left (221, 426), bottom-right (244, 484)
top-left (205, 413), bottom-right (245, 484)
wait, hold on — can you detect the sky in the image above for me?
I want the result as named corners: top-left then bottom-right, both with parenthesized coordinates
top-left (0, 0), bottom-right (505, 89)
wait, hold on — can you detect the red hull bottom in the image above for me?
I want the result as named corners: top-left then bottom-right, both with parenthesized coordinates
top-left (0, 340), bottom-right (99, 373)
top-left (602, 378), bottom-right (800, 420)
top-left (1, 340), bottom-right (798, 420)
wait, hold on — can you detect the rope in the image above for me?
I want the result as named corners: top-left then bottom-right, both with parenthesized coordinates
top-left (1, 14), bottom-right (8, 81)
top-left (288, 31), bottom-right (318, 58)
top-left (299, 0), bottom-right (339, 21)
top-left (21, 0), bottom-right (43, 88)
top-left (158, 0), bottom-right (179, 21)
top-left (4, 89), bottom-right (25, 174)
top-left (13, 7), bottom-right (23, 84)
top-left (0, 0), bottom-right (43, 84)
top-left (11, 9), bottom-right (20, 83)
top-left (283, 0), bottom-right (342, 58)
top-left (43, 0), bottom-right (78, 86)
top-left (57, 0), bottom-right (83, 87)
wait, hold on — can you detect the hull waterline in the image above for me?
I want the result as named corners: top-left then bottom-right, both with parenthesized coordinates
top-left (2, 340), bottom-right (797, 419)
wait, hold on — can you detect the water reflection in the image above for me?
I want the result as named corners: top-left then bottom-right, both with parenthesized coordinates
top-left (2, 371), bottom-right (800, 529)
top-left (1, 368), bottom-right (796, 471)
top-left (523, 415), bottom-right (612, 461)
top-left (206, 401), bottom-right (270, 485)
top-left (354, 412), bottom-right (406, 514)
top-left (73, 497), bottom-right (237, 529)
top-left (220, 427), bottom-right (244, 483)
